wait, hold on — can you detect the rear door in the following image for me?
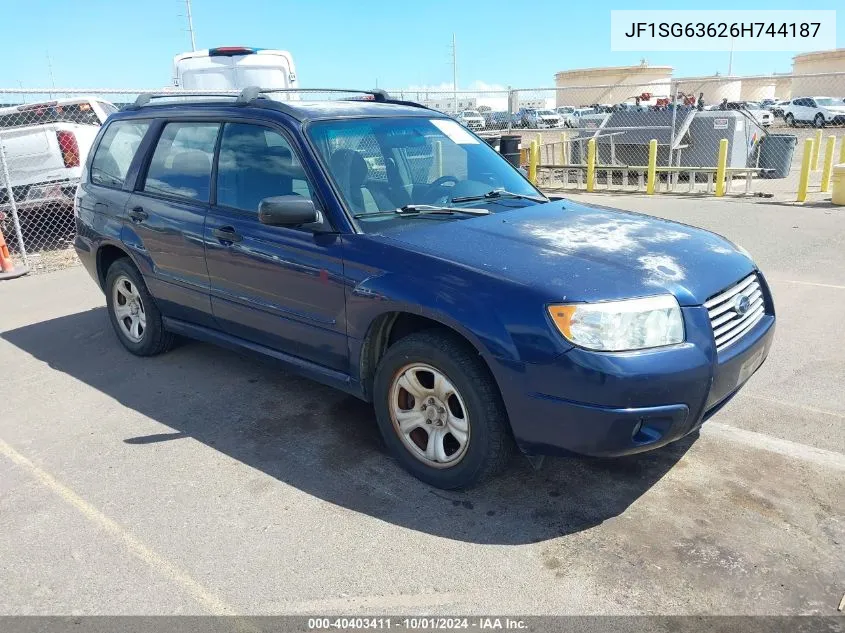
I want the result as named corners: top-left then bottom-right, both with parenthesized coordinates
top-left (77, 118), bottom-right (152, 248)
top-left (204, 121), bottom-right (348, 371)
top-left (124, 120), bottom-right (220, 326)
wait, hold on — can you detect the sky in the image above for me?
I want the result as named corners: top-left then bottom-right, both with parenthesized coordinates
top-left (2, 0), bottom-right (843, 92)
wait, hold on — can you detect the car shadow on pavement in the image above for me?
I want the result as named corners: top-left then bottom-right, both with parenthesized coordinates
top-left (2, 307), bottom-right (696, 545)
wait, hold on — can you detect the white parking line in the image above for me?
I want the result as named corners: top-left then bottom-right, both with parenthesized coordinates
top-left (772, 279), bottom-right (845, 290)
top-left (0, 437), bottom-right (238, 616)
top-left (740, 392), bottom-right (845, 420)
top-left (704, 422), bottom-right (845, 471)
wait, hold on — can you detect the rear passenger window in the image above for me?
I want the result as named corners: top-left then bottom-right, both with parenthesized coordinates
top-left (90, 120), bottom-right (150, 188)
top-left (143, 122), bottom-right (220, 202)
top-left (215, 123), bottom-right (314, 213)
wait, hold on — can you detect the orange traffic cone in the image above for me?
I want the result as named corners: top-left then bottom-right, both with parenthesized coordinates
top-left (0, 223), bottom-right (28, 280)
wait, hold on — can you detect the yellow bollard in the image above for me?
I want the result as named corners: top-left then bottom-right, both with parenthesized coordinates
top-left (840, 134), bottom-right (845, 164)
top-left (715, 138), bottom-right (728, 197)
top-left (646, 139), bottom-right (657, 195)
top-left (586, 138), bottom-right (596, 192)
top-left (528, 140), bottom-right (539, 185)
top-left (812, 130), bottom-right (822, 170)
top-left (820, 136), bottom-right (836, 192)
top-left (433, 140), bottom-right (443, 179)
top-left (797, 137), bottom-right (814, 202)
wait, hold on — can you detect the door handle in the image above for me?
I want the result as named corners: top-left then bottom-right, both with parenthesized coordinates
top-left (212, 226), bottom-right (243, 244)
top-left (128, 207), bottom-right (148, 223)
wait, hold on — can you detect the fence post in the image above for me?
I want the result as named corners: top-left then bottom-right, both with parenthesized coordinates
top-left (0, 136), bottom-right (28, 266)
top-left (715, 138), bottom-right (729, 197)
top-left (646, 139), bottom-right (657, 194)
top-left (797, 137), bottom-right (814, 203)
top-left (528, 140), bottom-right (539, 185)
top-left (559, 132), bottom-right (567, 166)
top-left (812, 130), bottom-right (822, 171)
top-left (586, 138), bottom-right (596, 192)
top-left (433, 140), bottom-right (443, 178)
top-left (821, 136), bottom-right (836, 192)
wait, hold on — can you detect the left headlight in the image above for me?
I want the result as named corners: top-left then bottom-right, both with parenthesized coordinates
top-left (548, 295), bottom-right (685, 352)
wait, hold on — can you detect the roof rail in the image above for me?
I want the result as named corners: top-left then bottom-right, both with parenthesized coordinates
top-left (127, 91), bottom-right (239, 110)
top-left (233, 86), bottom-right (391, 106)
top-left (125, 87), bottom-right (395, 111)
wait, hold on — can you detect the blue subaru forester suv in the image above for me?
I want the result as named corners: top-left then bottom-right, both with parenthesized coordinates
top-left (74, 89), bottom-right (775, 489)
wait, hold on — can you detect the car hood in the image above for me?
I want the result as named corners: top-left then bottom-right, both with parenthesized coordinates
top-left (379, 200), bottom-right (755, 306)
top-left (822, 105), bottom-right (845, 113)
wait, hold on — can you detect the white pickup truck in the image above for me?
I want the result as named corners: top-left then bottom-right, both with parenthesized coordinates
top-left (0, 98), bottom-right (116, 215)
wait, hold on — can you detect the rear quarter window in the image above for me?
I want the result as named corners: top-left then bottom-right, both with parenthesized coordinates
top-left (90, 120), bottom-right (151, 188)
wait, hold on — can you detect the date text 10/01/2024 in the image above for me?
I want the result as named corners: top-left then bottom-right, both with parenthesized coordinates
top-left (307, 618), bottom-right (528, 630)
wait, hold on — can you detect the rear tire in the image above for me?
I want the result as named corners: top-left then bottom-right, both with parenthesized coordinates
top-left (785, 113), bottom-right (795, 127)
top-left (372, 330), bottom-right (514, 489)
top-left (105, 258), bottom-right (175, 356)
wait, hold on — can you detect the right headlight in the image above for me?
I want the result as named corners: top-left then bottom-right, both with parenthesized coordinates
top-left (548, 295), bottom-right (685, 352)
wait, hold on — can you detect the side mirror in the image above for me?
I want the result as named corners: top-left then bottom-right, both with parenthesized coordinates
top-left (258, 196), bottom-right (320, 227)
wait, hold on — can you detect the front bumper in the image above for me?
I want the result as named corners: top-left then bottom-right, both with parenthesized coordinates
top-left (497, 305), bottom-right (775, 457)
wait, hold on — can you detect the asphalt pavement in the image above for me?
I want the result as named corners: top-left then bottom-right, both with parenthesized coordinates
top-left (0, 194), bottom-right (842, 616)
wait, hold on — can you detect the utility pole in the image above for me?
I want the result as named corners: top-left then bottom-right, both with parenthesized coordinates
top-left (185, 0), bottom-right (197, 51)
top-left (451, 33), bottom-right (458, 114)
top-left (728, 37), bottom-right (734, 76)
top-left (46, 52), bottom-right (56, 99)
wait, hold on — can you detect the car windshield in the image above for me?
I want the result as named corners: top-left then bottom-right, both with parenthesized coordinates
top-left (815, 98), bottom-right (839, 106)
top-left (538, 110), bottom-right (555, 116)
top-left (308, 116), bottom-right (542, 230)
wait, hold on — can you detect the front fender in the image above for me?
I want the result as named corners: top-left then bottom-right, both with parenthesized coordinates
top-left (347, 270), bottom-right (519, 364)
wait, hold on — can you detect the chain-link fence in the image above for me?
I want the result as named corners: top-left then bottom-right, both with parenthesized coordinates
top-left (1, 76), bottom-right (844, 275)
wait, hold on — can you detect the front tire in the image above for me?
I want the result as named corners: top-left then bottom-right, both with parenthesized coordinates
top-left (785, 113), bottom-right (795, 127)
top-left (105, 258), bottom-right (175, 356)
top-left (813, 113), bottom-right (825, 128)
top-left (373, 330), bottom-right (513, 489)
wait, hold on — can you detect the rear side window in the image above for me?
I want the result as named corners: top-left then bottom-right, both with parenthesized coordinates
top-left (215, 123), bottom-right (314, 213)
top-left (143, 122), bottom-right (220, 201)
top-left (90, 120), bottom-right (150, 188)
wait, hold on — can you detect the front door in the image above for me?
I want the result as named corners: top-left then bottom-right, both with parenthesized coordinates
top-left (204, 122), bottom-right (348, 371)
top-left (125, 120), bottom-right (220, 326)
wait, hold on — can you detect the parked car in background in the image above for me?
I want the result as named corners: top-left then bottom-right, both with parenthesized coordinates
top-left (0, 98), bottom-right (116, 214)
top-left (514, 108), bottom-right (561, 129)
top-left (783, 97), bottom-right (845, 127)
top-left (554, 106), bottom-right (577, 127)
top-left (173, 46), bottom-right (299, 92)
top-left (768, 100), bottom-right (790, 118)
top-left (759, 98), bottom-right (777, 110)
top-left (483, 111), bottom-right (511, 129)
top-left (723, 101), bottom-right (772, 127)
top-left (75, 89), bottom-right (775, 489)
top-left (456, 109), bottom-right (485, 130)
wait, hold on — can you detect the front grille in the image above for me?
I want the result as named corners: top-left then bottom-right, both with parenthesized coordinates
top-left (704, 273), bottom-right (766, 351)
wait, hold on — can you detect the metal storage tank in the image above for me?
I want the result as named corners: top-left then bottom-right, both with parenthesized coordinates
top-left (792, 49), bottom-right (845, 98)
top-left (774, 74), bottom-right (792, 100)
top-left (675, 76), bottom-right (742, 105)
top-left (554, 61), bottom-right (672, 107)
top-left (740, 77), bottom-right (777, 102)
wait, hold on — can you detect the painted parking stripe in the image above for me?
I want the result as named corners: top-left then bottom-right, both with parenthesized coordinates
top-left (0, 437), bottom-right (238, 616)
top-left (704, 422), bottom-right (845, 471)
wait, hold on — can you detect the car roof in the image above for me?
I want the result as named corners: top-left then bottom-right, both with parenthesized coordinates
top-left (116, 93), bottom-right (443, 123)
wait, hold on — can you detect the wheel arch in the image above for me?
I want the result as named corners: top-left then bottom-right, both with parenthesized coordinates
top-left (357, 309), bottom-right (502, 404)
top-left (96, 242), bottom-right (135, 290)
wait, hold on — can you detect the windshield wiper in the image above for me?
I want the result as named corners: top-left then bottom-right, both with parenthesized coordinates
top-left (450, 189), bottom-right (547, 204)
top-left (353, 204), bottom-right (490, 219)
